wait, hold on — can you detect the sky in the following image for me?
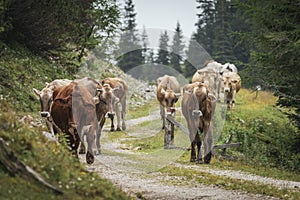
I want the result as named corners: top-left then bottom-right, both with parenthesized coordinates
top-left (133, 0), bottom-right (198, 39)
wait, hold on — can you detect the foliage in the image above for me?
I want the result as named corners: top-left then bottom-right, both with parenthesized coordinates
top-left (0, 100), bottom-right (129, 199)
top-left (221, 89), bottom-right (300, 173)
top-left (233, 0), bottom-right (300, 129)
top-left (155, 31), bottom-right (170, 65)
top-left (0, 0), bottom-right (119, 69)
top-left (116, 0), bottom-right (143, 72)
top-left (185, 0), bottom-right (250, 75)
top-left (170, 22), bottom-right (185, 73)
top-left (0, 42), bottom-right (73, 111)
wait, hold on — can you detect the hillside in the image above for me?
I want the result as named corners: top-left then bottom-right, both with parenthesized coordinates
top-left (0, 43), bottom-right (299, 199)
top-left (0, 44), bottom-right (130, 199)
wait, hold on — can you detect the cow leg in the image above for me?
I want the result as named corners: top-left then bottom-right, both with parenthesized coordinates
top-left (96, 118), bottom-right (105, 155)
top-left (204, 128), bottom-right (213, 164)
top-left (108, 112), bottom-right (115, 132)
top-left (195, 134), bottom-right (203, 164)
top-left (115, 103), bottom-right (121, 131)
top-left (68, 129), bottom-right (80, 158)
top-left (78, 133), bottom-right (86, 154)
top-left (232, 100), bottom-right (235, 110)
top-left (121, 97), bottom-right (126, 130)
top-left (45, 119), bottom-right (55, 137)
top-left (85, 126), bottom-right (95, 164)
top-left (190, 140), bottom-right (196, 162)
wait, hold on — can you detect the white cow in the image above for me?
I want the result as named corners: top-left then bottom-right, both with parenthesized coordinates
top-left (33, 79), bottom-right (72, 136)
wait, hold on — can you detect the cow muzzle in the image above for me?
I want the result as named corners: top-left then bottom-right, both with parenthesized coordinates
top-left (167, 107), bottom-right (176, 115)
top-left (224, 88), bottom-right (230, 93)
top-left (40, 111), bottom-right (50, 118)
top-left (192, 110), bottom-right (203, 117)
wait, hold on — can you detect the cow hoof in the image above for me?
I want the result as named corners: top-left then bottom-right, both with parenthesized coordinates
top-left (86, 152), bottom-right (94, 164)
top-left (116, 127), bottom-right (121, 131)
top-left (95, 149), bottom-right (101, 155)
top-left (110, 127), bottom-right (115, 132)
top-left (122, 125), bottom-right (126, 130)
top-left (190, 158), bottom-right (196, 162)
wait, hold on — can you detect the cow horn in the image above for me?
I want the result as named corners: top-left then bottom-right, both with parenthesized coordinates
top-left (97, 88), bottom-right (103, 92)
top-left (175, 93), bottom-right (181, 98)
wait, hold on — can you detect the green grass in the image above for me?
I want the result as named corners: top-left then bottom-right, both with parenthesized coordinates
top-left (0, 43), bottom-right (128, 199)
top-left (159, 165), bottom-right (300, 200)
top-left (220, 88), bottom-right (300, 173)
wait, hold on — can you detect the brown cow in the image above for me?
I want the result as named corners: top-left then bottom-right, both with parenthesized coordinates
top-left (93, 83), bottom-right (117, 152)
top-left (51, 82), bottom-right (97, 164)
top-left (181, 82), bottom-right (216, 164)
top-left (33, 79), bottom-right (72, 136)
top-left (156, 75), bottom-right (181, 130)
top-left (222, 71), bottom-right (241, 110)
top-left (192, 61), bottom-right (223, 101)
top-left (101, 77), bottom-right (127, 131)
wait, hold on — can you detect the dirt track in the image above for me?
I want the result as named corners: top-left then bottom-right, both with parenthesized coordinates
top-left (80, 112), bottom-right (299, 200)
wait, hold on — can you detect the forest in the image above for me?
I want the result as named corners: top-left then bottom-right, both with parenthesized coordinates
top-left (0, 0), bottom-right (299, 199)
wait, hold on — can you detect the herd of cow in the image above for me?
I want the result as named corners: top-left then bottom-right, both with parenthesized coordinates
top-left (33, 60), bottom-right (241, 165)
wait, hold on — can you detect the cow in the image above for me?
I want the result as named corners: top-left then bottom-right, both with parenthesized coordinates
top-left (93, 83), bottom-right (117, 153)
top-left (220, 63), bottom-right (238, 75)
top-left (101, 77), bottom-right (127, 131)
top-left (222, 71), bottom-right (241, 110)
top-left (33, 79), bottom-right (72, 136)
top-left (181, 82), bottom-right (216, 164)
top-left (156, 75), bottom-right (181, 130)
top-left (192, 61), bottom-right (222, 101)
top-left (51, 82), bottom-right (98, 164)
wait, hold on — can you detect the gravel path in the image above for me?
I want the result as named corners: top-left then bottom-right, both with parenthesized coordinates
top-left (79, 111), bottom-right (300, 200)
top-left (83, 154), bottom-right (279, 200)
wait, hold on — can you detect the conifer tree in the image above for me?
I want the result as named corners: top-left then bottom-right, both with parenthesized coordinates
top-left (156, 31), bottom-right (170, 65)
top-left (116, 0), bottom-right (143, 72)
top-left (170, 22), bottom-right (185, 73)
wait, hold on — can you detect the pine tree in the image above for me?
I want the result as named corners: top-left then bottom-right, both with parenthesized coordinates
top-left (194, 0), bottom-right (215, 54)
top-left (116, 0), bottom-right (143, 72)
top-left (170, 22), bottom-right (185, 73)
top-left (213, 0), bottom-right (235, 63)
top-left (156, 31), bottom-right (170, 65)
top-left (141, 26), bottom-right (150, 63)
top-left (235, 0), bottom-right (300, 129)
top-left (184, 35), bottom-right (212, 78)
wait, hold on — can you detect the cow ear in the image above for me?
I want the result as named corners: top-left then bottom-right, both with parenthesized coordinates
top-left (161, 88), bottom-right (166, 95)
top-left (97, 88), bottom-right (104, 94)
top-left (33, 88), bottom-right (40, 99)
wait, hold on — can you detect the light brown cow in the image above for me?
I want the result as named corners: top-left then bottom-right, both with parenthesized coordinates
top-left (33, 79), bottom-right (72, 136)
top-left (181, 82), bottom-right (216, 164)
top-left (156, 75), bottom-right (181, 130)
top-left (101, 77), bottom-right (127, 131)
top-left (222, 71), bottom-right (241, 110)
top-left (93, 83), bottom-right (116, 154)
top-left (192, 60), bottom-right (223, 101)
top-left (51, 82), bottom-right (97, 164)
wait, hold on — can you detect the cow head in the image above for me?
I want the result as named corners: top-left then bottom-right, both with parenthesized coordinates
top-left (33, 87), bottom-right (53, 118)
top-left (160, 88), bottom-right (181, 114)
top-left (223, 76), bottom-right (239, 93)
top-left (94, 84), bottom-right (118, 114)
